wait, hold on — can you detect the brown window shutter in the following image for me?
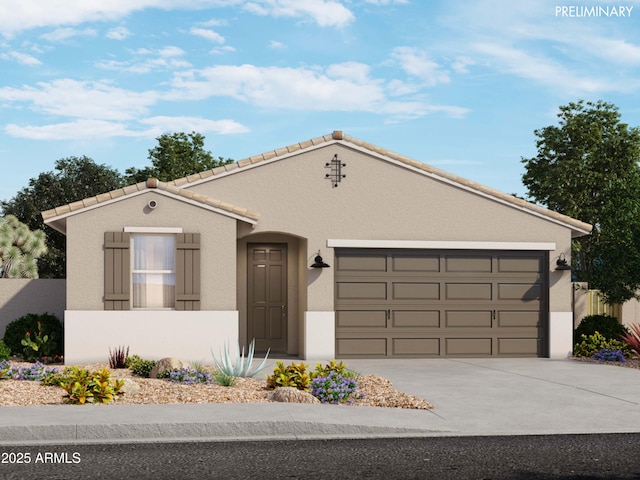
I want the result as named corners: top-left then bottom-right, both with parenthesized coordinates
top-left (176, 233), bottom-right (201, 311)
top-left (104, 232), bottom-right (131, 310)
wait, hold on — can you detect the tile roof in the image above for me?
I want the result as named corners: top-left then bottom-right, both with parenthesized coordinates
top-left (41, 178), bottom-right (260, 224)
top-left (166, 130), bottom-right (592, 236)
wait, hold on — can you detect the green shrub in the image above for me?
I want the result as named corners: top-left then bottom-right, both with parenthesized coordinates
top-left (574, 314), bottom-right (629, 343)
top-left (3, 313), bottom-right (63, 359)
top-left (127, 355), bottom-right (156, 378)
top-left (213, 372), bottom-right (236, 387)
top-left (266, 361), bottom-right (311, 390)
top-left (0, 340), bottom-right (10, 361)
top-left (574, 331), bottom-right (633, 358)
top-left (59, 366), bottom-right (124, 405)
top-left (312, 359), bottom-right (357, 380)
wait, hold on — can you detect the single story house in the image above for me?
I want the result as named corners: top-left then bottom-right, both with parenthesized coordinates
top-left (42, 131), bottom-right (592, 364)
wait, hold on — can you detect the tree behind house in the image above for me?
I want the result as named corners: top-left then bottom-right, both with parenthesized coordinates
top-left (1, 156), bottom-right (125, 278)
top-left (125, 131), bottom-right (233, 183)
top-left (521, 100), bottom-right (640, 304)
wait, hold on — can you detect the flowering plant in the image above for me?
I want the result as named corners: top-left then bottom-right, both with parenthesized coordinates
top-left (310, 371), bottom-right (362, 404)
top-left (0, 360), bottom-right (59, 381)
top-left (20, 321), bottom-right (57, 362)
top-left (165, 367), bottom-right (212, 384)
top-left (593, 348), bottom-right (627, 363)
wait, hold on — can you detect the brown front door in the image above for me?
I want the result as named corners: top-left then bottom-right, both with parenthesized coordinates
top-left (247, 243), bottom-right (287, 353)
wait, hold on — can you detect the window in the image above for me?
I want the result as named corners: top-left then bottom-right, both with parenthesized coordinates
top-left (131, 234), bottom-right (176, 309)
top-left (105, 231), bottom-right (200, 311)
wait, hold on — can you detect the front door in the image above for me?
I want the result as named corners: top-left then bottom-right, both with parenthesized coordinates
top-left (247, 243), bottom-right (288, 353)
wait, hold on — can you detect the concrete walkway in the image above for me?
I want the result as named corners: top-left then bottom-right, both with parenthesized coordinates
top-left (1, 358), bottom-right (639, 445)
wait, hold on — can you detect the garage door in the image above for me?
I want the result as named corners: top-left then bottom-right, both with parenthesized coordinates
top-left (334, 249), bottom-right (547, 358)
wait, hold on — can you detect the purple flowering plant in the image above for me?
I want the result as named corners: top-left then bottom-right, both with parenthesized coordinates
top-left (165, 367), bottom-right (212, 384)
top-left (592, 348), bottom-right (627, 363)
top-left (0, 360), bottom-right (59, 381)
top-left (310, 371), bottom-right (361, 404)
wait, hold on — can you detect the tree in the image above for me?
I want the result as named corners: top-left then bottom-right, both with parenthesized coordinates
top-left (0, 215), bottom-right (48, 278)
top-left (1, 156), bottom-right (125, 278)
top-left (125, 131), bottom-right (233, 183)
top-left (521, 100), bottom-right (640, 303)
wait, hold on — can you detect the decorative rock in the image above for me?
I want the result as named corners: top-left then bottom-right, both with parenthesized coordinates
top-left (119, 378), bottom-right (140, 395)
top-left (150, 358), bottom-right (189, 378)
top-left (267, 387), bottom-right (321, 404)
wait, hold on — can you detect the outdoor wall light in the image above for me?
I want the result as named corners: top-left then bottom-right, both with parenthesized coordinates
top-left (311, 251), bottom-right (330, 268)
top-left (555, 253), bottom-right (572, 271)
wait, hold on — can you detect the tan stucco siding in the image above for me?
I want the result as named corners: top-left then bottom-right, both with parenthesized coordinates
top-left (189, 144), bottom-right (573, 312)
top-left (65, 191), bottom-right (237, 310)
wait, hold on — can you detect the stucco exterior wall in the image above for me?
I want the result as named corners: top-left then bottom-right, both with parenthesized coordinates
top-left (65, 191), bottom-right (238, 311)
top-left (188, 143), bottom-right (574, 315)
top-left (0, 279), bottom-right (66, 336)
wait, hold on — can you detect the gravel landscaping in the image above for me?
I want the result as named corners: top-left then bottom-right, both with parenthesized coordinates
top-left (0, 361), bottom-right (434, 410)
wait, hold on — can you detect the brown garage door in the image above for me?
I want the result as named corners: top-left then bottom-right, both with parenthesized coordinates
top-left (334, 249), bottom-right (547, 358)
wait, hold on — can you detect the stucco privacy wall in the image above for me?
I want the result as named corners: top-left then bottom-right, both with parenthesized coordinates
top-left (65, 191), bottom-right (238, 311)
top-left (187, 142), bottom-right (574, 313)
top-left (0, 279), bottom-right (66, 336)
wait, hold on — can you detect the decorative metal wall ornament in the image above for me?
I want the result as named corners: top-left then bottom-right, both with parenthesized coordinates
top-left (325, 154), bottom-right (346, 187)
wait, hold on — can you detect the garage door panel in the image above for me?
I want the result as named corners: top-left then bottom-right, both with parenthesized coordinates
top-left (498, 257), bottom-right (542, 273)
top-left (498, 283), bottom-right (542, 302)
top-left (393, 338), bottom-right (440, 356)
top-left (446, 310), bottom-right (492, 328)
top-left (498, 338), bottom-right (541, 355)
top-left (337, 338), bottom-right (387, 356)
top-left (392, 310), bottom-right (440, 328)
top-left (446, 256), bottom-right (492, 273)
top-left (392, 256), bottom-right (440, 272)
top-left (392, 282), bottom-right (439, 300)
top-left (446, 283), bottom-right (492, 300)
top-left (498, 311), bottom-right (541, 328)
top-left (336, 255), bottom-right (387, 272)
top-left (336, 310), bottom-right (387, 328)
top-left (446, 338), bottom-right (492, 356)
top-left (337, 282), bottom-right (387, 300)
top-left (335, 249), bottom-right (547, 358)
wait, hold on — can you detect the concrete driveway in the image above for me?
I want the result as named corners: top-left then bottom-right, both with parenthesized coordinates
top-left (344, 357), bottom-right (640, 436)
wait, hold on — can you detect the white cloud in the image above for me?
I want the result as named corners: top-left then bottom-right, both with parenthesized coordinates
top-left (269, 40), bottom-right (285, 49)
top-left (4, 115), bottom-right (248, 140)
top-left (167, 62), bottom-right (467, 120)
top-left (106, 26), bottom-right (131, 40)
top-left (243, 0), bottom-right (354, 27)
top-left (140, 116), bottom-right (249, 135)
top-left (0, 0), bottom-right (347, 37)
top-left (473, 42), bottom-right (612, 93)
top-left (451, 56), bottom-right (475, 74)
top-left (159, 46), bottom-right (186, 57)
top-left (40, 27), bottom-right (96, 42)
top-left (390, 47), bottom-right (450, 87)
top-left (190, 27), bottom-right (225, 43)
top-left (96, 47), bottom-right (191, 73)
top-left (1, 51), bottom-right (42, 65)
top-left (210, 46), bottom-right (236, 55)
top-left (5, 119), bottom-right (138, 140)
top-left (362, 0), bottom-right (408, 4)
top-left (0, 79), bottom-right (157, 120)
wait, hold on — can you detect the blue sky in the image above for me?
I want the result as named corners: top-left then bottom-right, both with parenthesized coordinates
top-left (1, 0), bottom-right (639, 204)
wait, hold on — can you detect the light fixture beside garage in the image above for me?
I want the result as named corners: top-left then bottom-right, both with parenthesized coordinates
top-left (555, 253), bottom-right (572, 271)
top-left (311, 251), bottom-right (330, 268)
top-left (325, 154), bottom-right (346, 187)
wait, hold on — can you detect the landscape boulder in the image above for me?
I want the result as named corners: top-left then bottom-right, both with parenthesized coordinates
top-left (266, 387), bottom-right (321, 404)
top-left (150, 357), bottom-right (189, 378)
top-left (119, 378), bottom-right (140, 395)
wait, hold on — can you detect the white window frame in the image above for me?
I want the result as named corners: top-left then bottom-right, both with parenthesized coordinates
top-left (130, 233), bottom-right (177, 310)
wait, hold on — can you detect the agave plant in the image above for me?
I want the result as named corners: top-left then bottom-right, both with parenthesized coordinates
top-left (211, 339), bottom-right (270, 378)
